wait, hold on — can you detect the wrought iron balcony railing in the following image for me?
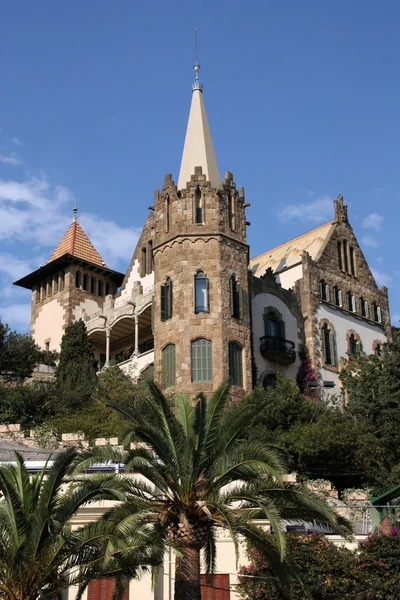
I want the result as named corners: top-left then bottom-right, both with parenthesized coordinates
top-left (260, 335), bottom-right (296, 365)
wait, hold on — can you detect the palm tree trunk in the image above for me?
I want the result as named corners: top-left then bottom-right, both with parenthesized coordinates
top-left (174, 546), bottom-right (201, 600)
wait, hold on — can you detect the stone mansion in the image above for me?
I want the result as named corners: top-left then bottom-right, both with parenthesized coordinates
top-left (14, 66), bottom-right (391, 400)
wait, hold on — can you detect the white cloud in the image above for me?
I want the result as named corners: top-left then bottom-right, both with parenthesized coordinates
top-left (362, 212), bottom-right (384, 232)
top-left (0, 175), bottom-right (139, 267)
top-left (0, 254), bottom-right (41, 280)
top-left (0, 152), bottom-right (23, 167)
top-left (277, 196), bottom-right (333, 224)
top-left (361, 235), bottom-right (380, 248)
top-left (371, 268), bottom-right (392, 287)
top-left (0, 303), bottom-right (31, 332)
top-left (11, 137), bottom-right (23, 146)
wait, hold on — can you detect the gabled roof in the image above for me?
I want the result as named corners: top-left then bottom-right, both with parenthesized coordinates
top-left (250, 220), bottom-right (336, 277)
top-left (177, 67), bottom-right (220, 190)
top-left (47, 219), bottom-right (104, 267)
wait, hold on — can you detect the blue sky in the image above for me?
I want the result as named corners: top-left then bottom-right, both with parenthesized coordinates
top-left (0, 0), bottom-right (399, 332)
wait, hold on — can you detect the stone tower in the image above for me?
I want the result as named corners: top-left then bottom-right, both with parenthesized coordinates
top-left (152, 64), bottom-right (252, 399)
top-left (14, 208), bottom-right (124, 353)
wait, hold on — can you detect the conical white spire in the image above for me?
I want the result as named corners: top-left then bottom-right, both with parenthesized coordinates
top-left (177, 63), bottom-right (220, 190)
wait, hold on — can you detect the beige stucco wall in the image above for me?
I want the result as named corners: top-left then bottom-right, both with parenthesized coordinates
top-left (32, 298), bottom-right (65, 351)
top-left (276, 263), bottom-right (303, 289)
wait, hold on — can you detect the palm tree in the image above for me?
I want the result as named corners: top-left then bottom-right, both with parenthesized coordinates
top-left (0, 448), bottom-right (162, 600)
top-left (79, 381), bottom-right (353, 600)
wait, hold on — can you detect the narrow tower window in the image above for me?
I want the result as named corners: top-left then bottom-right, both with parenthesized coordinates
top-left (53, 275), bottom-right (58, 294)
top-left (82, 274), bottom-right (88, 292)
top-left (148, 241), bottom-right (153, 273)
top-left (194, 271), bottom-right (209, 313)
top-left (165, 194), bottom-right (171, 232)
top-left (160, 278), bottom-right (173, 321)
top-left (91, 277), bottom-right (96, 294)
top-left (228, 193), bottom-right (235, 230)
top-left (343, 240), bottom-right (349, 273)
top-left (105, 282), bottom-right (110, 296)
top-left (141, 248), bottom-right (147, 277)
top-left (75, 271), bottom-right (82, 289)
top-left (230, 275), bottom-right (242, 319)
top-left (350, 246), bottom-right (356, 276)
top-left (59, 272), bottom-right (65, 291)
top-left (98, 280), bottom-right (104, 296)
top-left (194, 186), bottom-right (203, 224)
top-left (228, 342), bottom-right (243, 387)
top-left (337, 241), bottom-right (343, 271)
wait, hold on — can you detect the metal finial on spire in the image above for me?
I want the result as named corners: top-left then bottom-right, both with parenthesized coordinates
top-left (192, 27), bottom-right (203, 92)
top-left (72, 200), bottom-right (78, 222)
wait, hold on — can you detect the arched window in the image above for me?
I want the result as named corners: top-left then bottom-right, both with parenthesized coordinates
top-left (98, 280), bottom-right (104, 296)
top-left (91, 277), bottom-right (96, 294)
top-left (160, 278), bottom-right (172, 321)
top-left (75, 271), bottom-right (82, 289)
top-left (82, 274), bottom-right (88, 292)
top-left (337, 241), bottom-right (343, 271)
top-left (262, 373), bottom-right (277, 389)
top-left (321, 322), bottom-right (336, 366)
top-left (194, 186), bottom-right (203, 224)
top-left (320, 279), bottom-right (330, 302)
top-left (105, 282), bottom-right (110, 296)
top-left (348, 333), bottom-right (361, 356)
top-left (191, 338), bottom-right (213, 382)
top-left (53, 275), bottom-right (58, 294)
top-left (264, 309), bottom-right (285, 339)
top-left (333, 286), bottom-right (342, 307)
top-left (360, 297), bottom-right (368, 317)
top-left (228, 193), bottom-right (235, 230)
top-left (372, 302), bottom-right (382, 323)
top-left (162, 344), bottom-right (175, 388)
top-left (148, 240), bottom-right (153, 273)
top-left (230, 275), bottom-right (242, 319)
top-left (375, 343), bottom-right (382, 357)
top-left (194, 271), bottom-right (209, 313)
top-left (350, 246), bottom-right (356, 276)
top-left (141, 247), bottom-right (147, 277)
top-left (346, 291), bottom-right (355, 312)
top-left (228, 342), bottom-right (243, 387)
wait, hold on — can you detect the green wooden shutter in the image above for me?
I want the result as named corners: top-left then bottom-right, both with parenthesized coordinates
top-left (160, 285), bottom-right (166, 321)
top-left (168, 279), bottom-right (173, 318)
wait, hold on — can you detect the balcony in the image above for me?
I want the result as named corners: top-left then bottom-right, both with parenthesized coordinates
top-left (260, 335), bottom-right (296, 365)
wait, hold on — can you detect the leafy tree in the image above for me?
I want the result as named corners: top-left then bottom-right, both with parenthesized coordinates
top-left (237, 533), bottom-right (359, 599)
top-left (0, 318), bottom-right (56, 381)
top-left (80, 381), bottom-right (352, 600)
top-left (229, 375), bottom-right (323, 445)
top-left (56, 320), bottom-right (98, 411)
top-left (340, 338), bottom-right (400, 493)
top-left (0, 381), bottom-right (56, 427)
top-left (0, 449), bottom-right (162, 600)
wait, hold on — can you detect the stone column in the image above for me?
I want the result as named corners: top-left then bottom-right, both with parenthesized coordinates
top-left (105, 328), bottom-right (111, 366)
top-left (134, 314), bottom-right (139, 355)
